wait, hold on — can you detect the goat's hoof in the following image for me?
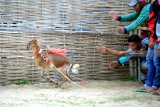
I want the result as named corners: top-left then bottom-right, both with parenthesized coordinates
top-left (49, 81), bottom-right (59, 88)
top-left (55, 84), bottom-right (59, 88)
top-left (47, 78), bottom-right (58, 85)
top-left (55, 82), bottom-right (58, 86)
top-left (60, 81), bottom-right (69, 89)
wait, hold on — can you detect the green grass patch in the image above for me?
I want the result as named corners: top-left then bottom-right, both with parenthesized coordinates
top-left (12, 80), bottom-right (30, 85)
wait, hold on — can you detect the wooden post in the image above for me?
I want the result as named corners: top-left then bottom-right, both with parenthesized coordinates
top-left (129, 58), bottom-right (138, 80)
top-left (137, 57), bottom-right (141, 81)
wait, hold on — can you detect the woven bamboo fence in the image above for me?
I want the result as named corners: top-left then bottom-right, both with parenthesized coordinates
top-left (0, 0), bottom-right (133, 85)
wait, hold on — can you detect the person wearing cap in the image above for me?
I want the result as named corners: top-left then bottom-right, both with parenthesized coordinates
top-left (109, 0), bottom-right (150, 34)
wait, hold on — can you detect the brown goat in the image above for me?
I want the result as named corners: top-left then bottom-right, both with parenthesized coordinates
top-left (27, 39), bottom-right (71, 86)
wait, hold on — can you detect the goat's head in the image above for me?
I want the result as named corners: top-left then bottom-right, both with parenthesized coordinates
top-left (27, 39), bottom-right (41, 50)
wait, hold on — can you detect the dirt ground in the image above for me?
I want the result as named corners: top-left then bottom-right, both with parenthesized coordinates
top-left (0, 80), bottom-right (160, 107)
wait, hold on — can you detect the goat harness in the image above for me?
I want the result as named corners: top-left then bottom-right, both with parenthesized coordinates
top-left (33, 49), bottom-right (51, 63)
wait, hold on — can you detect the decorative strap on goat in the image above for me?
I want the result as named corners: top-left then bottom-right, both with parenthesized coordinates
top-left (42, 54), bottom-right (51, 63)
top-left (32, 49), bottom-right (51, 63)
top-left (32, 49), bottom-right (42, 59)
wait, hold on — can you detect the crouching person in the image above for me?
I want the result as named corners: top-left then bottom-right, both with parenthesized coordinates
top-left (96, 35), bottom-right (148, 81)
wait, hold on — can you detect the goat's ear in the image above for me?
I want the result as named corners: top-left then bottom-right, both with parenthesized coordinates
top-left (32, 37), bottom-right (38, 42)
top-left (34, 39), bottom-right (41, 46)
top-left (33, 39), bottom-right (38, 44)
top-left (33, 39), bottom-right (37, 42)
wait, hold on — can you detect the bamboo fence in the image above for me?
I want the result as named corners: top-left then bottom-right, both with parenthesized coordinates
top-left (0, 0), bottom-right (133, 85)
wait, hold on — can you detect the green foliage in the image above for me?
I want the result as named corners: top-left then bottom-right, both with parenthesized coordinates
top-left (12, 80), bottom-right (30, 85)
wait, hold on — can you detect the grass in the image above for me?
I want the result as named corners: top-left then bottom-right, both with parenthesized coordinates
top-left (12, 80), bottom-right (30, 85)
top-left (110, 94), bottom-right (153, 103)
top-left (31, 97), bottom-right (96, 106)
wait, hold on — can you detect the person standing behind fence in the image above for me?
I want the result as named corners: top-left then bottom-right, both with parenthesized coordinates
top-left (109, 0), bottom-right (150, 35)
top-left (141, 0), bottom-right (160, 95)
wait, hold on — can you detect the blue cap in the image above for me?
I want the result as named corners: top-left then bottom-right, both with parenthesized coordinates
top-left (128, 0), bottom-right (143, 7)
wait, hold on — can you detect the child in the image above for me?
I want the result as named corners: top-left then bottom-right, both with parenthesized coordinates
top-left (96, 35), bottom-right (148, 79)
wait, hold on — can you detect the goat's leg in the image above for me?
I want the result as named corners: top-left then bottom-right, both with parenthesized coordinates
top-left (60, 79), bottom-right (68, 89)
top-left (44, 69), bottom-right (58, 85)
top-left (41, 70), bottom-right (49, 81)
top-left (60, 76), bottom-right (70, 89)
top-left (41, 70), bottom-right (46, 79)
top-left (62, 71), bottom-right (72, 88)
top-left (57, 67), bottom-right (71, 89)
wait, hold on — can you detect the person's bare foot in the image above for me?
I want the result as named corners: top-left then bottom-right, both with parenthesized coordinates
top-left (140, 86), bottom-right (144, 90)
top-left (156, 89), bottom-right (160, 95)
top-left (149, 87), bottom-right (157, 95)
top-left (140, 86), bottom-right (149, 90)
top-left (140, 86), bottom-right (156, 94)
